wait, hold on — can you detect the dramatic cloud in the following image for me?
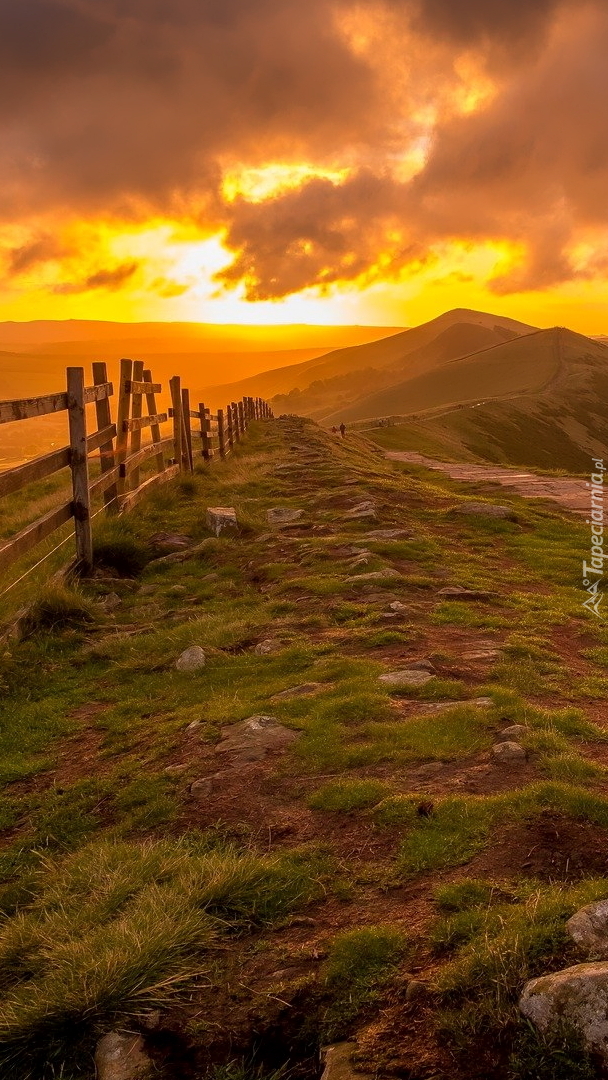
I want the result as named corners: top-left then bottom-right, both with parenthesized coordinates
top-left (0, 0), bottom-right (606, 304)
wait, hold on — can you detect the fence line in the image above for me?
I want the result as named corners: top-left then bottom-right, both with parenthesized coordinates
top-left (0, 363), bottom-right (273, 582)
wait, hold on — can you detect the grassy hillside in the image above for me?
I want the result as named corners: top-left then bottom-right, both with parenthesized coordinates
top-left (0, 417), bottom-right (607, 1079)
top-left (365, 328), bottom-right (608, 472)
top-left (204, 309), bottom-right (537, 409)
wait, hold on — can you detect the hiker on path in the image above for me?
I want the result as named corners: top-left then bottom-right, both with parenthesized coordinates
top-left (339, 423), bottom-right (346, 438)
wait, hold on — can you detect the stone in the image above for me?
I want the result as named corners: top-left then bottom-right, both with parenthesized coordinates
top-left (389, 601), bottom-right (408, 613)
top-left (461, 649), bottom-right (499, 661)
top-left (254, 639), bottom-right (282, 655)
top-left (345, 501), bottom-right (377, 520)
top-left (418, 697), bottom-right (493, 712)
top-left (321, 1043), bottom-right (371, 1080)
top-left (451, 502), bottom-right (518, 522)
top-left (365, 529), bottom-right (411, 540)
top-left (379, 669), bottom-right (435, 688)
top-left (185, 720), bottom-right (202, 732)
top-left (148, 532), bottom-right (192, 556)
top-left (520, 962), bottom-right (608, 1062)
top-left (346, 569), bottom-right (401, 583)
top-left (99, 592), bottom-right (122, 612)
top-left (175, 646), bottom-right (206, 672)
top-left (407, 658), bottom-right (436, 672)
top-left (273, 682), bottom-right (323, 700)
top-left (215, 715), bottom-right (299, 763)
top-left (94, 1032), bottom-right (153, 1080)
top-left (166, 584), bottom-right (187, 597)
top-left (498, 724), bottom-right (529, 739)
top-left (267, 507), bottom-right (305, 527)
top-left (164, 763), bottom-right (189, 775)
top-left (416, 762), bottom-right (444, 777)
top-left (405, 979), bottom-right (428, 1002)
top-left (492, 741), bottom-right (527, 763)
top-left (437, 586), bottom-right (494, 601)
top-left (206, 507), bottom-right (238, 536)
top-left (567, 900), bottom-right (608, 959)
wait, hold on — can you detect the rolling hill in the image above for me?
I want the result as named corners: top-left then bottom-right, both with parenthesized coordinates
top-left (363, 326), bottom-right (608, 472)
top-left (202, 308), bottom-right (537, 410)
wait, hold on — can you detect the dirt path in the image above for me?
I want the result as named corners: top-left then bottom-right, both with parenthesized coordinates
top-left (386, 450), bottom-right (591, 514)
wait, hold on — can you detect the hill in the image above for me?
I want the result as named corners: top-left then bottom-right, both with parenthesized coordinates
top-left (1, 416), bottom-right (607, 1079)
top-left (363, 327), bottom-right (608, 471)
top-left (205, 308), bottom-right (537, 411)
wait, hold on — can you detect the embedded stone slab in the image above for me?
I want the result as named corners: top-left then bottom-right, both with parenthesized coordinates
top-left (520, 962), bottom-right (608, 1062)
top-left (345, 501), bottom-right (377, 520)
top-left (267, 507), bottom-right (306, 527)
top-left (492, 740), bottom-right (527, 762)
top-left (175, 646), bottom-right (206, 672)
top-left (451, 501), bottom-right (518, 521)
top-left (206, 506), bottom-right (239, 536)
top-left (272, 682), bottom-right (324, 700)
top-left (437, 586), bottom-right (494, 601)
top-left (379, 669), bottom-right (435, 688)
top-left (346, 569), bottom-right (401, 583)
top-left (568, 900), bottom-right (608, 960)
top-left (254, 639), bottom-right (282, 655)
top-left (321, 1043), bottom-right (372, 1080)
top-left (214, 715), bottom-right (299, 763)
top-left (95, 1033), bottom-right (153, 1080)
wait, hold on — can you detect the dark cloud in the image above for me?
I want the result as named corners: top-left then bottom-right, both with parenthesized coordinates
top-left (52, 261), bottom-right (139, 293)
top-left (8, 234), bottom-right (62, 274)
top-left (0, 0), bottom-right (606, 299)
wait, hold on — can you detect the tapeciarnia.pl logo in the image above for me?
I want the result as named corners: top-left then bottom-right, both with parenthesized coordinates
top-left (583, 458), bottom-right (605, 618)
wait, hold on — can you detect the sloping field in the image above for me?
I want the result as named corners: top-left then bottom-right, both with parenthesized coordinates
top-left (330, 328), bottom-right (561, 424)
top-left (1, 417), bottom-right (608, 1079)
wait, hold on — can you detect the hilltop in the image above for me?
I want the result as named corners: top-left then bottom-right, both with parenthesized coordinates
top-left (201, 308), bottom-right (536, 409)
top-left (0, 416), bottom-right (607, 1079)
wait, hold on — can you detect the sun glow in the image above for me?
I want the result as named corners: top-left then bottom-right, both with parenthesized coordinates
top-left (221, 163), bottom-right (351, 204)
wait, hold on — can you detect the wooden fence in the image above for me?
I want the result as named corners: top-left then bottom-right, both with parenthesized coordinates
top-left (0, 362), bottom-right (272, 580)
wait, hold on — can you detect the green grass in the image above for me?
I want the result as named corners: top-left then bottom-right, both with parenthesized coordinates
top-left (0, 837), bottom-right (322, 1075)
top-left (322, 924), bottom-right (407, 1036)
top-left (309, 779), bottom-right (391, 811)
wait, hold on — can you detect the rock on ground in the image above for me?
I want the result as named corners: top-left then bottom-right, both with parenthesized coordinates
top-left (95, 1032), bottom-right (153, 1080)
top-left (451, 501), bottom-right (518, 521)
top-left (520, 962), bottom-right (608, 1062)
top-left (272, 682), bottom-right (323, 699)
top-left (346, 569), bottom-right (401, 583)
top-left (148, 532), bottom-right (192, 556)
top-left (379, 669), bottom-right (435, 688)
top-left (267, 507), bottom-right (305, 526)
top-left (437, 586), bottom-right (494, 601)
top-left (206, 507), bottom-right (238, 536)
top-left (254, 639), bottom-right (282, 655)
top-left (321, 1043), bottom-right (371, 1080)
top-left (498, 724), bottom-right (529, 739)
top-left (214, 715), bottom-right (299, 763)
top-left (567, 900), bottom-right (608, 959)
top-left (492, 741), bottom-right (527, 762)
top-left (175, 646), bottom-right (206, 672)
top-left (345, 501), bottom-right (376, 520)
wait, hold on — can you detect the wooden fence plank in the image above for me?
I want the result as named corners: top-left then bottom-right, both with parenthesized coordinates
top-left (126, 380), bottom-right (162, 395)
top-left (123, 413), bottom-right (168, 433)
top-left (119, 464), bottom-right (180, 513)
top-left (67, 367), bottom-right (93, 572)
top-left (128, 360), bottom-right (145, 491)
top-left (87, 423), bottom-right (117, 455)
top-left (169, 377), bottom-right (183, 471)
top-left (143, 367), bottom-right (166, 475)
top-left (83, 382), bottom-right (113, 405)
top-left (181, 387), bottom-right (194, 472)
top-left (0, 391), bottom-right (68, 425)
top-left (88, 464), bottom-right (122, 499)
top-left (0, 447), bottom-right (70, 500)
top-left (114, 359), bottom-right (133, 511)
top-left (0, 502), bottom-right (74, 574)
top-left (119, 437), bottom-right (173, 476)
top-left (92, 362), bottom-right (117, 508)
top-left (217, 408), bottom-right (225, 458)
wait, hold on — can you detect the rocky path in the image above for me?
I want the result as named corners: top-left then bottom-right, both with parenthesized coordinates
top-left (386, 450), bottom-right (591, 515)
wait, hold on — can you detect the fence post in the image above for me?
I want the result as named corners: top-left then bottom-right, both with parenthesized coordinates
top-left (169, 376), bottom-right (183, 471)
top-left (226, 404), bottom-right (234, 451)
top-left (217, 408), bottom-right (226, 458)
top-left (143, 367), bottom-right (165, 475)
top-left (92, 361), bottom-right (117, 509)
top-left (238, 400), bottom-right (245, 435)
top-left (181, 387), bottom-right (194, 472)
top-left (67, 366), bottom-right (93, 572)
top-left (231, 402), bottom-right (241, 443)
top-left (128, 359), bottom-right (145, 491)
top-left (114, 358), bottom-right (133, 511)
top-left (199, 402), bottom-right (211, 461)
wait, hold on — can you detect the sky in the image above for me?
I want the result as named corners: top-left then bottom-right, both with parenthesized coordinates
top-left (1, 0), bottom-right (607, 331)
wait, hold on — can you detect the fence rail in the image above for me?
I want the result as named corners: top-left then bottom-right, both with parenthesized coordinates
top-left (0, 365), bottom-right (272, 582)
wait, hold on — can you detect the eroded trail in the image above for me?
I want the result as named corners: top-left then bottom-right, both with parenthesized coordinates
top-left (386, 450), bottom-right (591, 514)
